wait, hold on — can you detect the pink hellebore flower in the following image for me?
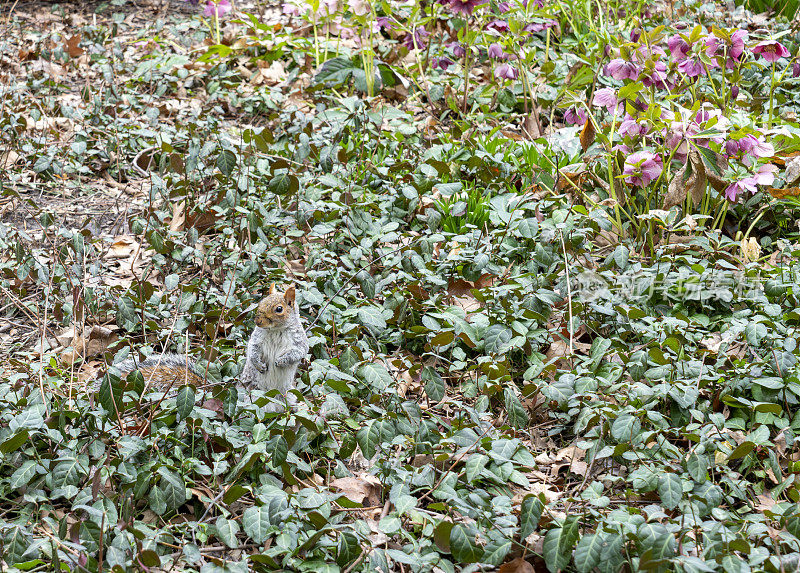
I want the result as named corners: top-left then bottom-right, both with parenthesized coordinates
top-left (678, 56), bottom-right (706, 78)
top-left (488, 43), bottom-right (507, 60)
top-left (623, 151), bottom-right (663, 187)
top-left (705, 30), bottom-right (746, 69)
top-left (348, 0), bottom-right (370, 16)
top-left (752, 40), bottom-right (790, 63)
top-left (486, 19), bottom-right (510, 34)
top-left (449, 0), bottom-right (486, 16)
top-left (667, 34), bottom-right (691, 61)
top-left (642, 60), bottom-right (670, 88)
top-left (564, 107), bottom-right (588, 125)
top-left (593, 87), bottom-right (622, 115)
top-left (402, 28), bottom-right (430, 50)
top-left (724, 164), bottom-right (778, 201)
top-left (524, 19), bottom-right (556, 33)
top-left (204, 0), bottom-right (231, 17)
top-left (619, 115), bottom-right (648, 138)
top-left (665, 119), bottom-right (701, 163)
top-left (448, 42), bottom-right (467, 58)
top-left (495, 63), bottom-right (518, 80)
top-left (605, 58), bottom-right (640, 81)
top-left (727, 134), bottom-right (774, 166)
top-left (432, 56), bottom-right (454, 70)
top-left (282, 2), bottom-right (301, 16)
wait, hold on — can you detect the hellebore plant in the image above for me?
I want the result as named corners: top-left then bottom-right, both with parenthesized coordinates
top-left (569, 20), bottom-right (797, 249)
top-left (200, 0), bottom-right (231, 44)
top-left (347, 0), bottom-right (378, 97)
top-left (752, 38), bottom-right (791, 128)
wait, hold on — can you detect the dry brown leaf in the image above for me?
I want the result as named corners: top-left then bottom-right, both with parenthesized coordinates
top-left (768, 186), bottom-right (800, 198)
top-left (447, 278), bottom-right (482, 314)
top-left (545, 340), bottom-right (570, 362)
top-left (77, 360), bottom-right (103, 384)
top-left (525, 482), bottom-right (563, 504)
top-left (755, 493), bottom-right (776, 512)
top-left (0, 149), bottom-right (21, 167)
top-left (555, 169), bottom-right (586, 193)
top-left (704, 152), bottom-right (729, 193)
top-left (498, 558), bottom-right (535, 573)
top-left (284, 258), bottom-right (307, 278)
top-left (65, 34), bottom-right (84, 58)
top-left (523, 113), bottom-right (541, 139)
top-left (170, 201), bottom-right (186, 232)
top-left (579, 119), bottom-right (596, 153)
top-left (740, 237), bottom-right (761, 263)
top-left (784, 155), bottom-right (800, 186)
top-left (330, 475), bottom-right (382, 506)
top-left (447, 278), bottom-right (474, 298)
top-left (255, 60), bottom-right (287, 85)
top-left (106, 235), bottom-right (139, 260)
top-left (699, 333), bottom-right (722, 353)
top-left (60, 325), bottom-right (118, 366)
top-left (663, 149), bottom-right (707, 209)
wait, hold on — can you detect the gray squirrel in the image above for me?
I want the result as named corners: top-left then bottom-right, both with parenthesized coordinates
top-left (98, 284), bottom-right (309, 408)
top-left (239, 284), bottom-right (309, 402)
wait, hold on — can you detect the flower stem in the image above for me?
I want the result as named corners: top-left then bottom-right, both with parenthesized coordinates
top-left (461, 20), bottom-right (470, 114)
top-left (768, 61), bottom-right (776, 129)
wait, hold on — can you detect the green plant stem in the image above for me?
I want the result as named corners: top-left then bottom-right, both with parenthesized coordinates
top-left (313, 16), bottom-right (320, 68)
top-left (711, 200), bottom-right (728, 232)
top-left (461, 20), bottom-right (470, 114)
top-left (768, 61), bottom-right (776, 129)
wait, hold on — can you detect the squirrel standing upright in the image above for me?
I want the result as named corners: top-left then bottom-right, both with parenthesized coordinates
top-left (102, 284), bottom-right (309, 406)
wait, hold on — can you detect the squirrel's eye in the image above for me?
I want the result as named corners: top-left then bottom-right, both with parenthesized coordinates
top-left (275, 305), bottom-right (283, 313)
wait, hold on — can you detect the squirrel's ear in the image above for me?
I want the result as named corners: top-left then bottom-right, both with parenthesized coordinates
top-left (284, 285), bottom-right (296, 305)
top-left (268, 283), bottom-right (276, 295)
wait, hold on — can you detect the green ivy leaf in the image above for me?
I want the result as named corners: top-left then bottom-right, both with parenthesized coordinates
top-left (356, 421), bottom-right (380, 459)
top-left (149, 484), bottom-right (167, 515)
top-left (517, 218), bottom-right (539, 239)
top-left (357, 306), bottom-right (388, 334)
top-left (336, 531), bottom-right (361, 568)
top-left (465, 454), bottom-right (489, 484)
top-left (450, 524), bottom-right (482, 563)
top-left (543, 515), bottom-right (579, 573)
top-left (266, 435), bottom-right (289, 467)
top-left (10, 461), bottom-right (37, 489)
top-left (215, 516), bottom-right (240, 548)
top-left (1, 430), bottom-right (29, 454)
top-left (482, 538), bottom-right (511, 565)
top-left (216, 149), bottom-right (236, 177)
top-left (484, 324), bottom-right (512, 354)
top-left (637, 523), bottom-right (676, 560)
top-left (574, 533), bottom-right (603, 573)
top-left (658, 472), bottom-right (683, 510)
top-left (158, 468), bottom-right (187, 510)
top-left (422, 366), bottom-right (445, 401)
top-left (358, 363), bottom-right (392, 392)
top-left (611, 414), bottom-right (641, 443)
top-left (243, 506), bottom-right (270, 544)
top-left (504, 388), bottom-right (529, 428)
top-left (686, 453), bottom-right (708, 483)
top-left (519, 494), bottom-right (543, 540)
top-left (784, 505), bottom-right (800, 537)
top-left (176, 385), bottom-right (195, 419)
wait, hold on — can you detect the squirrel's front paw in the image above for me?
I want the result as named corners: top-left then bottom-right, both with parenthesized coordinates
top-left (275, 354), bottom-right (298, 368)
top-left (253, 354), bottom-right (269, 373)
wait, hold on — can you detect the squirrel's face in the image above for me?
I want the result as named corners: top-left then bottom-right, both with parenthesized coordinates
top-left (255, 285), bottom-right (296, 329)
